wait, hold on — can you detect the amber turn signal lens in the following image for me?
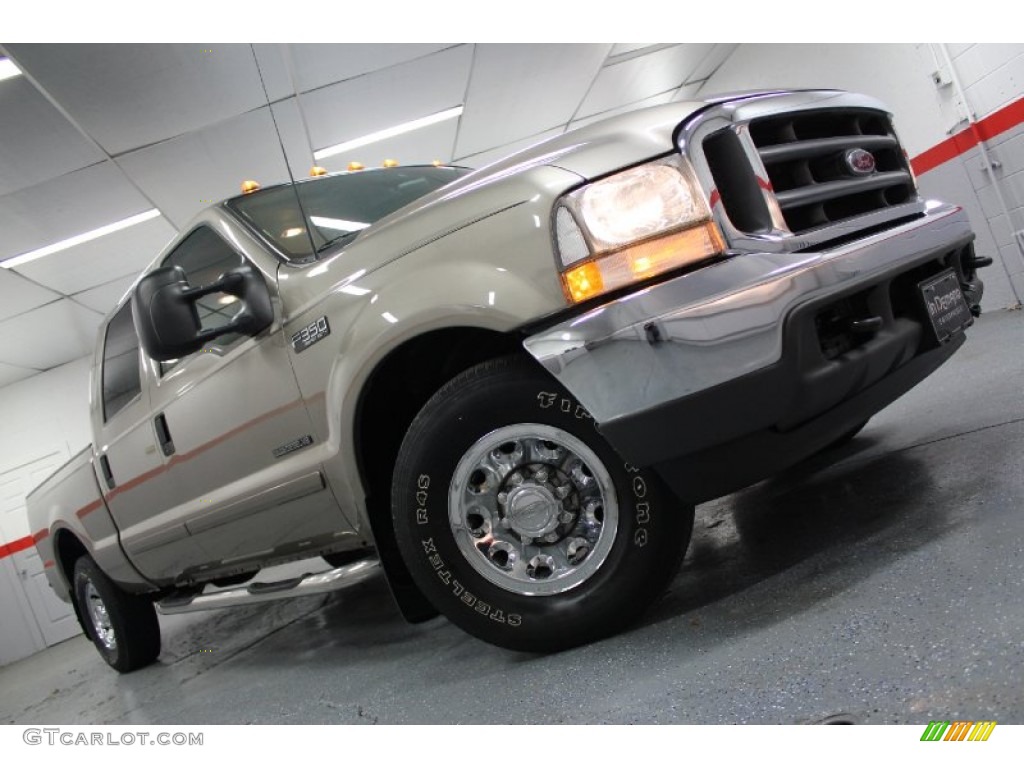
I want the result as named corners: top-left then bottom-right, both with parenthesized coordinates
top-left (309, 166), bottom-right (328, 177)
top-left (563, 261), bottom-right (605, 304)
top-left (347, 161), bottom-right (365, 171)
top-left (561, 223), bottom-right (725, 304)
top-left (382, 159), bottom-right (400, 168)
top-left (240, 179), bottom-right (261, 194)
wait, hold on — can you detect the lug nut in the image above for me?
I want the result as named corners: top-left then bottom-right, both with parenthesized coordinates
top-left (543, 532), bottom-right (560, 543)
top-left (559, 511), bottom-right (574, 524)
top-left (534, 468), bottom-right (549, 483)
top-left (554, 484), bottom-right (571, 500)
top-left (567, 538), bottom-right (590, 565)
top-left (509, 473), bottom-right (523, 487)
top-left (497, 491), bottom-right (508, 505)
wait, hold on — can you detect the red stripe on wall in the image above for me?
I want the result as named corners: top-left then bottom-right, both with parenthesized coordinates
top-left (0, 535), bottom-right (36, 560)
top-left (911, 96), bottom-right (1024, 175)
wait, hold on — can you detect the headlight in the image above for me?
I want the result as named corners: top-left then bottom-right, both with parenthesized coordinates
top-left (554, 157), bottom-right (724, 303)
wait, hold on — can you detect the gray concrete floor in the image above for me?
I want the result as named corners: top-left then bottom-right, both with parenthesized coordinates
top-left (3, 310), bottom-right (1023, 725)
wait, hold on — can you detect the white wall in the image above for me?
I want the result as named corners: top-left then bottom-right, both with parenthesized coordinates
top-left (0, 355), bottom-right (92, 499)
top-left (700, 43), bottom-right (1024, 310)
top-left (944, 44), bottom-right (1024, 302)
top-left (0, 356), bottom-right (91, 666)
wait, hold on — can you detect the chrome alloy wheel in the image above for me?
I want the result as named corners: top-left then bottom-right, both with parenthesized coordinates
top-left (84, 581), bottom-right (117, 651)
top-left (448, 424), bottom-right (618, 596)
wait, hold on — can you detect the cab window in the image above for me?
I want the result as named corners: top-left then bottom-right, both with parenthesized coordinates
top-left (101, 302), bottom-right (142, 421)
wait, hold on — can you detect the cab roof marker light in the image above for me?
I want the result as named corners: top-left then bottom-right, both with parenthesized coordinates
top-left (313, 106), bottom-right (464, 161)
top-left (0, 58), bottom-right (21, 81)
top-left (2, 209), bottom-right (161, 269)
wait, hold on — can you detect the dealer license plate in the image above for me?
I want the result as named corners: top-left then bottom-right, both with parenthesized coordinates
top-left (919, 269), bottom-right (972, 344)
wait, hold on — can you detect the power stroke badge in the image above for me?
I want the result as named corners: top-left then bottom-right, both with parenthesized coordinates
top-left (273, 435), bottom-right (314, 458)
top-left (291, 316), bottom-right (330, 352)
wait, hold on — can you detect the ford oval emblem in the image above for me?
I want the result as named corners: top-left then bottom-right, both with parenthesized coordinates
top-left (845, 148), bottom-right (877, 176)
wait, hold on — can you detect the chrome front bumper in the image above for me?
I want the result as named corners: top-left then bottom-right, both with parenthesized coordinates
top-left (524, 202), bottom-right (975, 427)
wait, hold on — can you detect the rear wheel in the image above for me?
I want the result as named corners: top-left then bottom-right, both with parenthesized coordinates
top-left (73, 555), bottom-right (161, 672)
top-left (392, 357), bottom-right (693, 652)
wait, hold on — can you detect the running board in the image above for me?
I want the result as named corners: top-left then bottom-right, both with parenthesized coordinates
top-left (156, 558), bottom-right (380, 615)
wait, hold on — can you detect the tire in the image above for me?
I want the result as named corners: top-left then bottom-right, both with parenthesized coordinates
top-left (73, 555), bottom-right (161, 673)
top-left (827, 419), bottom-right (870, 450)
top-left (392, 356), bottom-right (694, 653)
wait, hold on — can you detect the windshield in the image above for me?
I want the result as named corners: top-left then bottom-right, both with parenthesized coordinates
top-left (226, 165), bottom-right (471, 261)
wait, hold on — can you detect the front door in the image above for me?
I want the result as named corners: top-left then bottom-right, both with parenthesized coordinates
top-left (144, 225), bottom-right (341, 577)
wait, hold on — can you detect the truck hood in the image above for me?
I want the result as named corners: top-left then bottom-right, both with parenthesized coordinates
top-left (297, 90), bottom-right (808, 289)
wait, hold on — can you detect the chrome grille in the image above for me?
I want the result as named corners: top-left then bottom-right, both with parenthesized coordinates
top-left (748, 108), bottom-right (915, 234)
top-left (689, 93), bottom-right (924, 251)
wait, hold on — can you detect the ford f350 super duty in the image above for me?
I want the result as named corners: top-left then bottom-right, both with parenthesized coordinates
top-left (27, 90), bottom-right (987, 671)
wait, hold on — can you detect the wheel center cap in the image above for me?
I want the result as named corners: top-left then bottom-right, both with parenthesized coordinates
top-left (505, 484), bottom-right (560, 537)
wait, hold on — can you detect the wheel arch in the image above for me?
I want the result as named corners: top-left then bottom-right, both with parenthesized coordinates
top-left (353, 326), bottom-right (531, 621)
top-left (53, 527), bottom-right (91, 634)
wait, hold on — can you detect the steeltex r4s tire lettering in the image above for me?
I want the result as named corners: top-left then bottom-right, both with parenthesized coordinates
top-left (391, 356), bottom-right (694, 652)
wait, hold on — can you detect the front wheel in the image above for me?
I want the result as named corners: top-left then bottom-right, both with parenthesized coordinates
top-left (73, 555), bottom-right (161, 672)
top-left (392, 357), bottom-right (693, 652)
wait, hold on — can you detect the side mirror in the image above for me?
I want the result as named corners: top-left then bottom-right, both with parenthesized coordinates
top-left (132, 263), bottom-right (273, 362)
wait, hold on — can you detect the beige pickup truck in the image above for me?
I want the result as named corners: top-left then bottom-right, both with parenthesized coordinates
top-left (27, 89), bottom-right (987, 672)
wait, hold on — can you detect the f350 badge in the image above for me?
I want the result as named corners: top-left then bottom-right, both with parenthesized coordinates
top-left (292, 316), bottom-right (330, 353)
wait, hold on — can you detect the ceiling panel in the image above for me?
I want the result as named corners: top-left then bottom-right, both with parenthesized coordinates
top-left (0, 361), bottom-right (39, 388)
top-left (71, 275), bottom-right (137, 315)
top-left (250, 44), bottom-right (294, 103)
top-left (5, 44), bottom-right (271, 155)
top-left (0, 76), bottom-right (104, 197)
top-left (609, 44), bottom-right (661, 58)
top-left (290, 44), bottom-right (457, 94)
top-left (12, 214), bottom-right (176, 295)
top-left (300, 45), bottom-right (472, 155)
top-left (455, 44), bottom-right (610, 158)
top-left (673, 82), bottom-right (703, 102)
top-left (576, 44), bottom-right (715, 118)
top-left (0, 161), bottom-right (153, 263)
top-left (453, 128), bottom-right (565, 170)
top-left (567, 90), bottom-right (677, 131)
top-left (0, 269), bottom-right (60, 322)
top-left (317, 121), bottom-right (459, 173)
top-left (0, 300), bottom-right (102, 370)
top-left (269, 98), bottom-right (316, 180)
top-left (117, 108), bottom-right (294, 229)
top-left (687, 44), bottom-right (739, 85)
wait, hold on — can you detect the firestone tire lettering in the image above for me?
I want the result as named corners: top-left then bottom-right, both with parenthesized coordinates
top-left (391, 356), bottom-right (694, 653)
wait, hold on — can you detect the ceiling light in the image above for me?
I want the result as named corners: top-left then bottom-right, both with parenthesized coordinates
top-left (0, 58), bottom-right (22, 82)
top-left (2, 209), bottom-right (162, 269)
top-left (314, 106), bottom-right (464, 161)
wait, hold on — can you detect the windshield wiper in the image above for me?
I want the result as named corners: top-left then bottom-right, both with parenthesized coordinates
top-left (315, 230), bottom-right (360, 254)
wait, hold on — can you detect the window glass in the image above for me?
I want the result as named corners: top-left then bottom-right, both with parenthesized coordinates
top-left (101, 302), bottom-right (142, 421)
top-left (159, 227), bottom-right (247, 373)
top-left (226, 165), bottom-right (470, 260)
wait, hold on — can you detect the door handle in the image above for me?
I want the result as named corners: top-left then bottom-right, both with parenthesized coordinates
top-left (99, 454), bottom-right (116, 489)
top-left (154, 413), bottom-right (176, 456)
